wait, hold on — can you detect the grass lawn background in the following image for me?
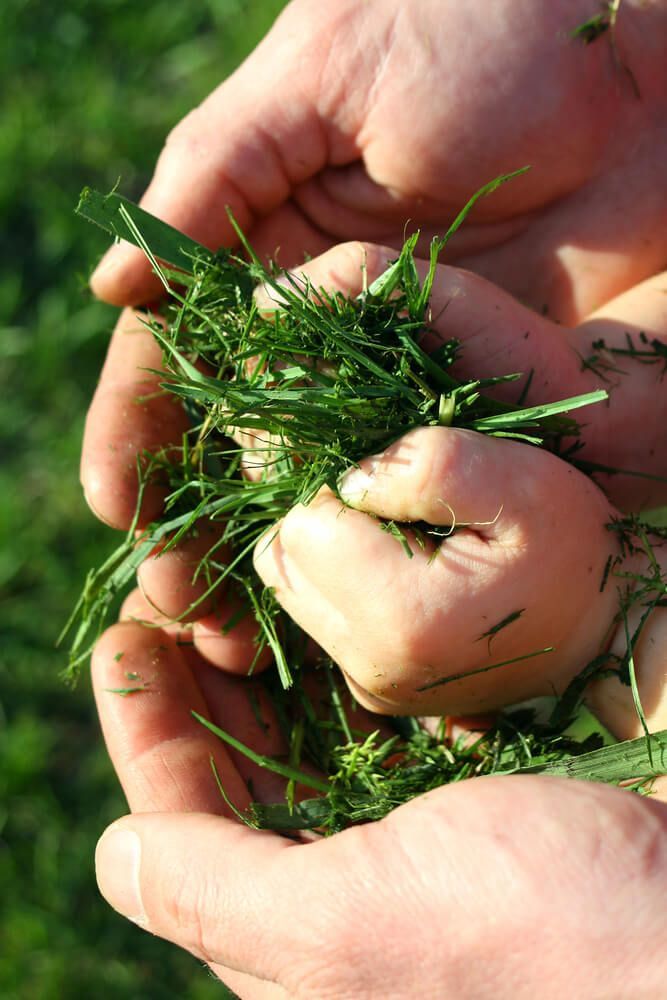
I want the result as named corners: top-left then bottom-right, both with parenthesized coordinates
top-left (0, 2), bottom-right (285, 996)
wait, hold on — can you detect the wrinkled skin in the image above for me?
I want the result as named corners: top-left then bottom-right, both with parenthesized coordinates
top-left (92, 614), bottom-right (667, 999)
top-left (81, 0), bottom-right (667, 661)
top-left (91, 0), bottom-right (667, 326)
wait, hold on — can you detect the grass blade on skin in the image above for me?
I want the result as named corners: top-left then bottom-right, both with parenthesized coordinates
top-left (192, 711), bottom-right (330, 794)
top-left (416, 647), bottom-right (555, 693)
top-left (415, 166), bottom-right (531, 314)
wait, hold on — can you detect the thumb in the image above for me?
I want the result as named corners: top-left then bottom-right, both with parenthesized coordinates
top-left (95, 813), bottom-right (300, 979)
top-left (90, 3), bottom-right (361, 306)
top-left (94, 808), bottom-right (401, 991)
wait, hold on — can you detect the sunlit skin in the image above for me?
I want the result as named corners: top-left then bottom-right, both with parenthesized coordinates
top-left (82, 2), bottom-right (667, 989)
top-left (91, 612), bottom-right (667, 998)
top-left (89, 0), bottom-right (667, 326)
top-left (249, 417), bottom-right (667, 731)
top-left (80, 241), bottom-right (667, 685)
top-left (254, 428), bottom-right (619, 716)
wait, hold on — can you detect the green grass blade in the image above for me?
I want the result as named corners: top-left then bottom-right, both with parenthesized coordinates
top-left (76, 187), bottom-right (213, 271)
top-left (513, 729), bottom-right (667, 782)
top-left (438, 167), bottom-right (531, 249)
top-left (470, 389), bottom-right (608, 432)
top-left (192, 711), bottom-right (330, 792)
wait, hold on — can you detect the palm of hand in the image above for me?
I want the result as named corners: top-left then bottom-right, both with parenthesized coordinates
top-left (87, 5), bottom-right (667, 991)
top-left (92, 615), bottom-right (667, 999)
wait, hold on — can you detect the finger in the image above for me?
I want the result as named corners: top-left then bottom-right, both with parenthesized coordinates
top-left (456, 154), bottom-right (667, 327)
top-left (256, 449), bottom-right (619, 714)
top-left (583, 270), bottom-right (667, 332)
top-left (253, 512), bottom-right (374, 691)
top-left (241, 199), bottom-right (334, 270)
top-left (94, 812), bottom-right (299, 980)
top-left (254, 240), bottom-right (397, 313)
top-left (89, 5), bottom-right (352, 306)
top-left (262, 240), bottom-right (667, 509)
top-left (81, 308), bottom-right (189, 529)
top-left (137, 518), bottom-right (228, 623)
top-left (569, 270), bottom-right (667, 509)
top-left (93, 803), bottom-right (398, 983)
top-left (255, 500), bottom-right (523, 715)
top-left (587, 607), bottom-right (667, 748)
top-left (119, 586), bottom-right (191, 645)
top-left (191, 661), bottom-right (287, 805)
top-left (94, 777), bottom-right (667, 990)
top-left (192, 599), bottom-right (273, 675)
top-left (92, 622), bottom-right (250, 814)
top-left (336, 425), bottom-right (612, 530)
top-left (109, 592), bottom-right (304, 807)
top-left (256, 239), bottom-right (579, 403)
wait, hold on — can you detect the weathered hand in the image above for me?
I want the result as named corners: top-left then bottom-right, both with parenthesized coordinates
top-left (90, 0), bottom-right (667, 325)
top-left (92, 614), bottom-right (667, 999)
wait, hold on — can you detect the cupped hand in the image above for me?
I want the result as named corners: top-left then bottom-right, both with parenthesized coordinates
top-left (90, 0), bottom-right (667, 325)
top-left (80, 240), bottom-right (667, 689)
top-left (92, 615), bottom-right (667, 999)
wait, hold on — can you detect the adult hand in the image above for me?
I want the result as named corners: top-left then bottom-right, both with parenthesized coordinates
top-left (92, 614), bottom-right (667, 999)
top-left (90, 0), bottom-right (667, 326)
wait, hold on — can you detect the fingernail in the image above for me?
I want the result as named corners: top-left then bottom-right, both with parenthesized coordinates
top-left (82, 482), bottom-right (115, 528)
top-left (95, 826), bottom-right (148, 927)
top-left (338, 459), bottom-right (378, 502)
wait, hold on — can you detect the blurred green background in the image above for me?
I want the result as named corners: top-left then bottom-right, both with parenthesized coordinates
top-left (0, 2), bottom-right (284, 996)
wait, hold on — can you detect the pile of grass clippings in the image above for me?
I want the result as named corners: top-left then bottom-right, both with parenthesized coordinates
top-left (67, 176), bottom-right (667, 833)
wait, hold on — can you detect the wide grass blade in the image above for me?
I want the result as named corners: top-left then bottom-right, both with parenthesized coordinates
top-left (76, 187), bottom-right (213, 271)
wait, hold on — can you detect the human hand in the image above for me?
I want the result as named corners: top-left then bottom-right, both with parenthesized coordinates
top-left (251, 242), bottom-right (667, 511)
top-left (249, 242), bottom-right (667, 719)
top-left (79, 241), bottom-right (667, 686)
top-left (253, 421), bottom-right (623, 717)
top-left (91, 617), bottom-right (667, 999)
top-left (89, 0), bottom-right (667, 326)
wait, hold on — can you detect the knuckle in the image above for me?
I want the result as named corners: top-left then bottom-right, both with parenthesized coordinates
top-left (160, 108), bottom-right (210, 168)
top-left (163, 873), bottom-right (221, 965)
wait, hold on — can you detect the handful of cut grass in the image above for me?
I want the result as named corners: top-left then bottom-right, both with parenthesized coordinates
top-left (67, 175), bottom-right (667, 833)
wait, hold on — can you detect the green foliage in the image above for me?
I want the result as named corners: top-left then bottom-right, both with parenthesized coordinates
top-left (69, 190), bottom-right (667, 834)
top-left (67, 187), bottom-right (607, 684)
top-left (1, 1), bottom-right (284, 996)
top-left (198, 660), bottom-right (667, 836)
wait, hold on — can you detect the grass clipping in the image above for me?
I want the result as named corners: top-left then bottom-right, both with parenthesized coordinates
top-left (69, 177), bottom-right (667, 834)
